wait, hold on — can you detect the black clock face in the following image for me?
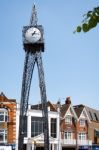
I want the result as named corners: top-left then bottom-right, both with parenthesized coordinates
top-left (25, 27), bottom-right (41, 43)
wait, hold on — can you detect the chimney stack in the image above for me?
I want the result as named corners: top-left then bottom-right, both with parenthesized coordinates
top-left (65, 97), bottom-right (71, 104)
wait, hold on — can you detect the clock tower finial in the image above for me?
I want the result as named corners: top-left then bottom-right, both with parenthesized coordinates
top-left (30, 4), bottom-right (38, 26)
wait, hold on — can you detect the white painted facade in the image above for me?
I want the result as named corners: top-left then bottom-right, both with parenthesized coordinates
top-left (16, 104), bottom-right (60, 150)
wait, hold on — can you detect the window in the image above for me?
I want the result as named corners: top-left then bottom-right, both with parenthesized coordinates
top-left (51, 118), bottom-right (57, 138)
top-left (79, 119), bottom-right (85, 126)
top-left (0, 129), bottom-right (7, 143)
top-left (78, 132), bottom-right (86, 140)
top-left (94, 113), bottom-right (98, 121)
top-left (64, 131), bottom-right (72, 139)
top-left (0, 109), bottom-right (8, 122)
top-left (0, 109), bottom-right (8, 144)
top-left (89, 111), bottom-right (93, 120)
top-left (31, 117), bottom-right (43, 137)
top-left (65, 115), bottom-right (72, 124)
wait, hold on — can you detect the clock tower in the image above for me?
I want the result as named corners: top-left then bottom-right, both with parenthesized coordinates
top-left (23, 25), bottom-right (44, 52)
top-left (18, 4), bottom-right (49, 150)
top-left (22, 5), bottom-right (44, 53)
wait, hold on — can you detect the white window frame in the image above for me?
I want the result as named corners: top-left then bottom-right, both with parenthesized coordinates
top-left (65, 115), bottom-right (72, 124)
top-left (79, 119), bottom-right (85, 126)
top-left (0, 109), bottom-right (8, 122)
top-left (78, 132), bottom-right (86, 140)
top-left (0, 129), bottom-right (7, 143)
top-left (64, 131), bottom-right (72, 139)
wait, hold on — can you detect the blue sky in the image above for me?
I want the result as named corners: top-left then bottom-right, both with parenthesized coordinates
top-left (0, 0), bottom-right (99, 109)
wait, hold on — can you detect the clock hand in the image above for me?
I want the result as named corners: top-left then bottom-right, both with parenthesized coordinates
top-left (32, 31), bottom-right (36, 36)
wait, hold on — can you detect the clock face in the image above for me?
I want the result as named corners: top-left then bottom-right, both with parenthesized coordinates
top-left (25, 27), bottom-right (41, 43)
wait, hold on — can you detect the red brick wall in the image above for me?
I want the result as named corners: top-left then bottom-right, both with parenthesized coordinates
top-left (0, 94), bottom-right (16, 144)
top-left (88, 121), bottom-right (99, 144)
top-left (60, 118), bottom-right (76, 139)
top-left (60, 119), bottom-right (89, 139)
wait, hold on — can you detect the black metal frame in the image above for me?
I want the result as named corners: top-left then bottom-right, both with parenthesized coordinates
top-left (18, 4), bottom-right (49, 150)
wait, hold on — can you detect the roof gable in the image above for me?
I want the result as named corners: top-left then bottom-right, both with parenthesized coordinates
top-left (79, 107), bottom-right (90, 122)
top-left (80, 109), bottom-right (87, 118)
top-left (61, 103), bottom-right (78, 119)
top-left (65, 105), bottom-right (78, 119)
top-left (74, 105), bottom-right (90, 122)
top-left (74, 105), bottom-right (84, 118)
top-left (0, 92), bottom-right (16, 103)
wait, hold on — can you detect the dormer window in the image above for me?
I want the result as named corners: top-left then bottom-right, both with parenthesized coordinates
top-left (65, 115), bottom-right (72, 124)
top-left (80, 119), bottom-right (85, 126)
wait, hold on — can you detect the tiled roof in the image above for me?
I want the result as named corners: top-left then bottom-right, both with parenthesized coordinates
top-left (73, 104), bottom-right (84, 118)
top-left (60, 103), bottom-right (70, 118)
top-left (73, 104), bottom-right (99, 123)
top-left (85, 106), bottom-right (99, 122)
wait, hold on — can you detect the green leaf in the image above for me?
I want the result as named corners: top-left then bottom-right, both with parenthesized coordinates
top-left (75, 6), bottom-right (99, 33)
top-left (95, 7), bottom-right (99, 15)
top-left (87, 13), bottom-right (92, 18)
top-left (76, 26), bottom-right (81, 32)
top-left (96, 16), bottom-right (99, 22)
top-left (82, 23), bottom-right (89, 32)
top-left (88, 17), bottom-right (97, 29)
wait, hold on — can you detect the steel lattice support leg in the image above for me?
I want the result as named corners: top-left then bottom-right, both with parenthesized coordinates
top-left (36, 51), bottom-right (49, 150)
top-left (18, 52), bottom-right (36, 150)
top-left (18, 51), bottom-right (49, 150)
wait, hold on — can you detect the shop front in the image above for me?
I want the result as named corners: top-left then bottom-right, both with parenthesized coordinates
top-left (92, 145), bottom-right (99, 150)
top-left (79, 145), bottom-right (89, 150)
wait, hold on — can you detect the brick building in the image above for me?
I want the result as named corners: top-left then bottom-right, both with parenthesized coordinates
top-left (74, 104), bottom-right (91, 150)
top-left (74, 104), bottom-right (99, 150)
top-left (85, 106), bottom-right (99, 150)
top-left (0, 92), bottom-right (16, 150)
top-left (60, 97), bottom-right (92, 150)
top-left (0, 93), bottom-right (99, 150)
top-left (60, 97), bottom-right (78, 150)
